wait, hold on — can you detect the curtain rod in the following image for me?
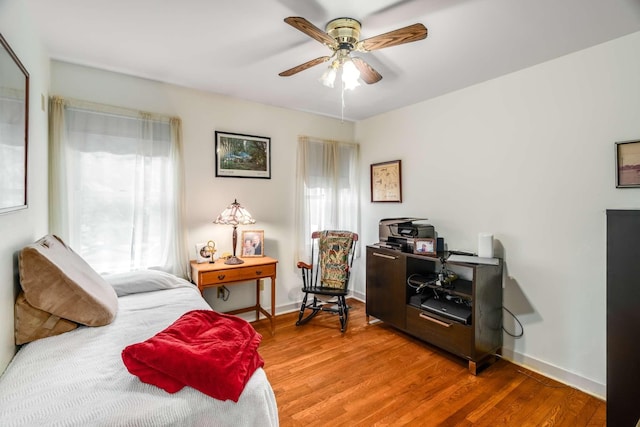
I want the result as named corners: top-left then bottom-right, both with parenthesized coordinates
top-left (299, 135), bottom-right (358, 146)
top-left (49, 95), bottom-right (180, 123)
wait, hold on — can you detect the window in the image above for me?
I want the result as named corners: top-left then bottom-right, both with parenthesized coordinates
top-left (294, 136), bottom-right (359, 262)
top-left (49, 97), bottom-right (188, 277)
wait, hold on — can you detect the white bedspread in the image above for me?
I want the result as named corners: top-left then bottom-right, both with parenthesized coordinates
top-left (0, 276), bottom-right (279, 427)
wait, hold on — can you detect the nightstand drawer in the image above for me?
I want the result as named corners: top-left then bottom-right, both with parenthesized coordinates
top-left (201, 263), bottom-right (276, 285)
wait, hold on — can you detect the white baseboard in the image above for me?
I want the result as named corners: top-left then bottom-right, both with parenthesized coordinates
top-left (500, 348), bottom-right (605, 400)
top-left (275, 302), bottom-right (301, 315)
top-left (350, 290), bottom-right (365, 302)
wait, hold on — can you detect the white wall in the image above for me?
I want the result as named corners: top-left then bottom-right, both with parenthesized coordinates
top-left (0, 0), bottom-right (50, 373)
top-left (355, 31), bottom-right (640, 398)
top-left (50, 61), bottom-right (354, 315)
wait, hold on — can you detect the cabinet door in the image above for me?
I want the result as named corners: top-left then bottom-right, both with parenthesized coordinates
top-left (366, 247), bottom-right (406, 329)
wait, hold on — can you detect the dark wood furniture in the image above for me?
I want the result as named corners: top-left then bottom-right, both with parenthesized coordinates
top-left (190, 257), bottom-right (277, 335)
top-left (366, 245), bottom-right (503, 374)
top-left (607, 209), bottom-right (640, 426)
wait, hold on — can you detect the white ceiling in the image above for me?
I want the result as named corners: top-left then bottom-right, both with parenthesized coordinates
top-left (24, 0), bottom-right (640, 121)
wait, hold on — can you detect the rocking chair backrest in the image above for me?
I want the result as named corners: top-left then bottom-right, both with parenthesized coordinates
top-left (312, 230), bottom-right (358, 291)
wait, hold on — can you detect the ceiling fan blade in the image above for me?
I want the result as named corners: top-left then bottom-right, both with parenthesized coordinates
top-left (352, 57), bottom-right (382, 84)
top-left (284, 17), bottom-right (337, 49)
top-left (279, 56), bottom-right (331, 77)
top-left (355, 23), bottom-right (427, 52)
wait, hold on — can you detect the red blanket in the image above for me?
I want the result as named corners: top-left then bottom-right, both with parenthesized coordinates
top-left (122, 310), bottom-right (264, 402)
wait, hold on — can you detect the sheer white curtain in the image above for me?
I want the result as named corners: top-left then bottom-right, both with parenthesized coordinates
top-left (49, 97), bottom-right (189, 278)
top-left (294, 135), bottom-right (360, 264)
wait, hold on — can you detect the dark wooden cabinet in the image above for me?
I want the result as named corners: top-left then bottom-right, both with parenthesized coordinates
top-left (607, 209), bottom-right (640, 427)
top-left (366, 245), bottom-right (503, 374)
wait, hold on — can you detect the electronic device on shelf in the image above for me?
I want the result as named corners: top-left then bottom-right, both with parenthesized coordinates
top-left (377, 218), bottom-right (435, 252)
top-left (420, 296), bottom-right (472, 325)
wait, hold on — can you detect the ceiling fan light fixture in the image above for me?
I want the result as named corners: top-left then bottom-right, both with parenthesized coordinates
top-left (319, 63), bottom-right (338, 88)
top-left (341, 58), bottom-right (361, 91)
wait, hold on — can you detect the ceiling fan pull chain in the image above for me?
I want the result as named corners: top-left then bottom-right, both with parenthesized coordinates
top-left (341, 83), bottom-right (345, 123)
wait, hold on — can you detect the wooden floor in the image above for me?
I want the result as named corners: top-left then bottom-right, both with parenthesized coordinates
top-left (252, 299), bottom-right (606, 427)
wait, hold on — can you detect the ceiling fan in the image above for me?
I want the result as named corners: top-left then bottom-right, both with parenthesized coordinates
top-left (279, 16), bottom-right (428, 86)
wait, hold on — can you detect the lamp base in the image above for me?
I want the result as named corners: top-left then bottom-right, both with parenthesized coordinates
top-left (224, 256), bottom-right (244, 265)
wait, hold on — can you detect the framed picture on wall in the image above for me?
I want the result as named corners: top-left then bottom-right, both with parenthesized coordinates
top-left (241, 230), bottom-right (264, 257)
top-left (616, 140), bottom-right (640, 188)
top-left (215, 131), bottom-right (271, 179)
top-left (371, 160), bottom-right (402, 202)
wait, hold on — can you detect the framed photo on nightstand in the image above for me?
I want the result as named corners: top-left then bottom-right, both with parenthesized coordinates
top-left (195, 240), bottom-right (216, 263)
top-left (241, 230), bottom-right (264, 257)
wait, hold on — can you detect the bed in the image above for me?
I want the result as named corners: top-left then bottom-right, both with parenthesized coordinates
top-left (0, 235), bottom-right (279, 426)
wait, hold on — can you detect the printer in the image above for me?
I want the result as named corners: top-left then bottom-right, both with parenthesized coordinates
top-left (377, 218), bottom-right (436, 252)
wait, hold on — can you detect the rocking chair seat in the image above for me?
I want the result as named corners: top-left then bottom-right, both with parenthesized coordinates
top-left (301, 286), bottom-right (347, 296)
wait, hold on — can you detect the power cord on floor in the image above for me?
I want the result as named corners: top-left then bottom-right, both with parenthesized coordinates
top-left (495, 309), bottom-right (565, 388)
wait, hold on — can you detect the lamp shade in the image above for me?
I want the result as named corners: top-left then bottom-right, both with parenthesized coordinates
top-left (213, 199), bottom-right (255, 226)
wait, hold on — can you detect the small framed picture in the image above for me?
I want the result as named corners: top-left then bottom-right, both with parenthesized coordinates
top-left (371, 160), bottom-right (402, 203)
top-left (240, 230), bottom-right (264, 257)
top-left (195, 241), bottom-right (216, 263)
top-left (414, 238), bottom-right (437, 256)
top-left (616, 140), bottom-right (640, 188)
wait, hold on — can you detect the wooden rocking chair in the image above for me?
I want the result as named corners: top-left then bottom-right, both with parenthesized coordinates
top-left (296, 230), bottom-right (358, 332)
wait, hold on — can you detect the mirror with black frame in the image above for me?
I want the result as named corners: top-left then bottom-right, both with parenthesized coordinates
top-left (0, 33), bottom-right (29, 215)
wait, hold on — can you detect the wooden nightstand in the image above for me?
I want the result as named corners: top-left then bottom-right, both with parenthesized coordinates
top-left (190, 257), bottom-right (278, 335)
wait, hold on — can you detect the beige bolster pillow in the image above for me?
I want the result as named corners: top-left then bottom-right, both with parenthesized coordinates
top-left (19, 234), bottom-right (118, 327)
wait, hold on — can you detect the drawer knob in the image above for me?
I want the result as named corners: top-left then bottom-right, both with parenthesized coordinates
top-left (217, 274), bottom-right (225, 280)
top-left (255, 270), bottom-right (262, 275)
